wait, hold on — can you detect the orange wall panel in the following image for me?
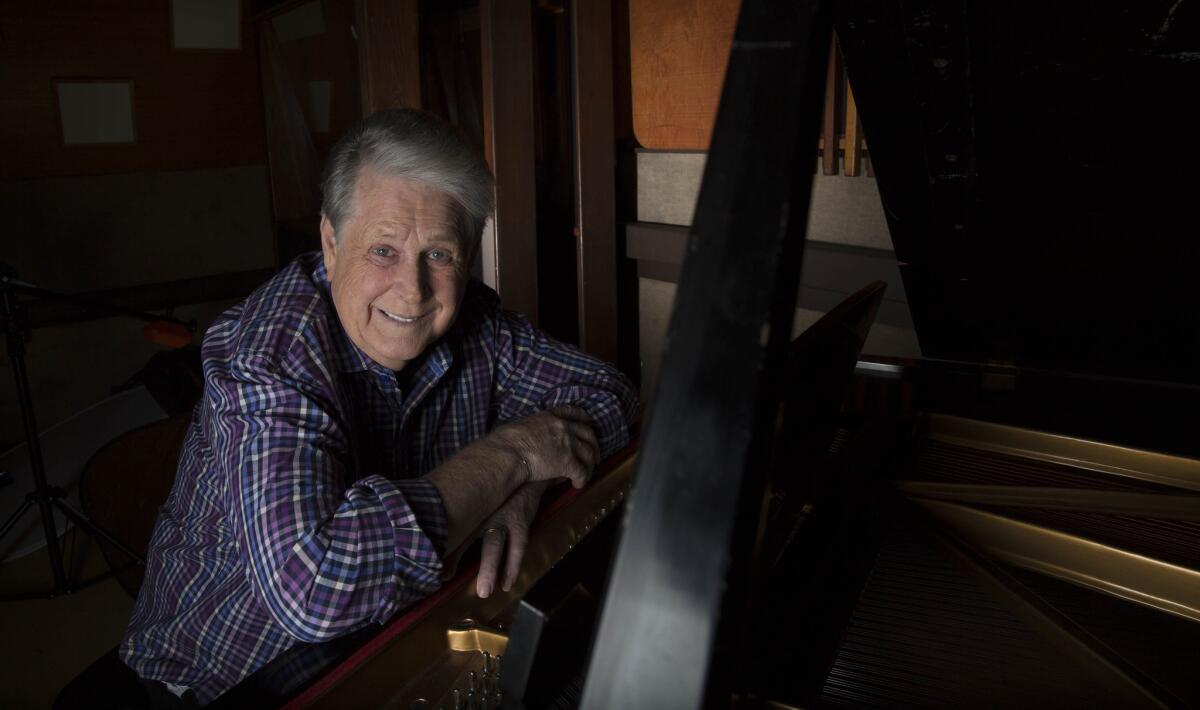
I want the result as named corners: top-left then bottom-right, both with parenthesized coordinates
top-left (629, 0), bottom-right (740, 150)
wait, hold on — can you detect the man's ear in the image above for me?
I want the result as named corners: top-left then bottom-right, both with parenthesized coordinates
top-left (320, 214), bottom-right (337, 275)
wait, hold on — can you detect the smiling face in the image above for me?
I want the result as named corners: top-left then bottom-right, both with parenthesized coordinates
top-left (321, 168), bottom-right (471, 371)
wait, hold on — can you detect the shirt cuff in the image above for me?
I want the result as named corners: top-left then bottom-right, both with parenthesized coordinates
top-left (392, 478), bottom-right (450, 559)
top-left (358, 475), bottom-right (449, 592)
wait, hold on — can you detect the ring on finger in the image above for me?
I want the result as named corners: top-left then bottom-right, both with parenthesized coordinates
top-left (483, 527), bottom-right (506, 537)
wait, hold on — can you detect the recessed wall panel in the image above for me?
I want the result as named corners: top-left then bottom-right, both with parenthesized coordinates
top-left (56, 81), bottom-right (136, 145)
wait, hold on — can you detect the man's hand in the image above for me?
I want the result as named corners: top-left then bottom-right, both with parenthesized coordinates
top-left (427, 405), bottom-right (601, 560)
top-left (474, 481), bottom-right (550, 598)
top-left (491, 405), bottom-right (600, 489)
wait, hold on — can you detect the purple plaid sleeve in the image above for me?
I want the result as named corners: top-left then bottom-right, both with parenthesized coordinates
top-left (210, 352), bottom-right (447, 643)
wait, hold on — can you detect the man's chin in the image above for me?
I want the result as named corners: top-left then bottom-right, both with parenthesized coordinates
top-left (366, 338), bottom-right (430, 370)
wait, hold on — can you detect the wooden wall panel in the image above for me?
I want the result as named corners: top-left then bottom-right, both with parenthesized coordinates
top-left (480, 0), bottom-right (539, 322)
top-left (357, 0), bottom-right (421, 115)
top-left (629, 0), bottom-right (740, 150)
top-left (0, 2), bottom-right (265, 178)
top-left (572, 0), bottom-right (619, 362)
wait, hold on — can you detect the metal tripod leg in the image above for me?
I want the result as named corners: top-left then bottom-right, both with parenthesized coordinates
top-left (0, 496), bottom-right (35, 541)
top-left (53, 498), bottom-right (145, 565)
top-left (0, 494), bottom-right (69, 599)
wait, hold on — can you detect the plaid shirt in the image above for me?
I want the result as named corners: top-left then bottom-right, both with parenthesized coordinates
top-left (120, 253), bottom-right (636, 704)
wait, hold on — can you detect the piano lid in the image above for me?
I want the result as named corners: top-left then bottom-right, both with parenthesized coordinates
top-left (836, 2), bottom-right (1200, 385)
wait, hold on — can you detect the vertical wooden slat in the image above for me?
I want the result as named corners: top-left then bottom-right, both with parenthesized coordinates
top-left (480, 0), bottom-right (539, 322)
top-left (821, 32), bottom-right (842, 175)
top-left (357, 0), bottom-right (422, 113)
top-left (844, 80), bottom-right (860, 176)
top-left (570, 0), bottom-right (618, 362)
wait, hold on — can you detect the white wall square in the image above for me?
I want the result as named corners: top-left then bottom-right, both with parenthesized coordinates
top-left (57, 82), bottom-right (135, 145)
top-left (172, 0), bottom-right (241, 50)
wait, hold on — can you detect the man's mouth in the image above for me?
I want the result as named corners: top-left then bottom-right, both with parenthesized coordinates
top-left (378, 308), bottom-right (429, 325)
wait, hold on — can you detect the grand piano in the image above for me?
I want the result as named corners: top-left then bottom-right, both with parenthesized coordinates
top-left (215, 1), bottom-right (1200, 707)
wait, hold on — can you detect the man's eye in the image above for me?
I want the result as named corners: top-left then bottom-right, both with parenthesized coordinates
top-left (427, 249), bottom-right (452, 263)
top-left (371, 246), bottom-right (394, 257)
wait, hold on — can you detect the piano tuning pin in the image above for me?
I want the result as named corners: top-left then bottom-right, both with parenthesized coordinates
top-left (466, 689), bottom-right (476, 709)
top-left (469, 670), bottom-right (478, 692)
top-left (452, 688), bottom-right (462, 710)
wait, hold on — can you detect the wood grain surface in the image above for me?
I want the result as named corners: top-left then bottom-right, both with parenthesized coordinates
top-left (357, 0), bottom-right (421, 114)
top-left (629, 0), bottom-right (741, 150)
top-left (480, 0), bottom-right (540, 322)
top-left (572, 0), bottom-right (619, 362)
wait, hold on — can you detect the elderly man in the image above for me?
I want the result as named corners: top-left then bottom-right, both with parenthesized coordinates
top-left (119, 109), bottom-right (637, 705)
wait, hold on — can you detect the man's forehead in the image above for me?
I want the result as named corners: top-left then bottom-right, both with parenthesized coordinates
top-left (348, 169), bottom-right (467, 241)
top-left (355, 168), bottom-right (454, 211)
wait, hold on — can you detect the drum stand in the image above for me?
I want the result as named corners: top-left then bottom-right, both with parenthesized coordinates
top-left (0, 268), bottom-right (191, 600)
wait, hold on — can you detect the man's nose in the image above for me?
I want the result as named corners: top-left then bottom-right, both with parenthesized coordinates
top-left (391, 254), bottom-right (430, 303)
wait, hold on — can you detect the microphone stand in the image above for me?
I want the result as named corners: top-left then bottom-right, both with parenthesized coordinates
top-left (0, 267), bottom-right (195, 600)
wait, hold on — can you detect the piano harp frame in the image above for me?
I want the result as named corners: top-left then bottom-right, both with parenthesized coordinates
top-left (908, 505), bottom-right (1185, 710)
top-left (899, 413), bottom-right (1200, 625)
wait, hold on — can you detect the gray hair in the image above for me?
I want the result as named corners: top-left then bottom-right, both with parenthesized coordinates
top-left (320, 109), bottom-right (495, 247)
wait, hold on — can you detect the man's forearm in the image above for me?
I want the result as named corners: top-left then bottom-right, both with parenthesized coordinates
top-left (424, 436), bottom-right (527, 552)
